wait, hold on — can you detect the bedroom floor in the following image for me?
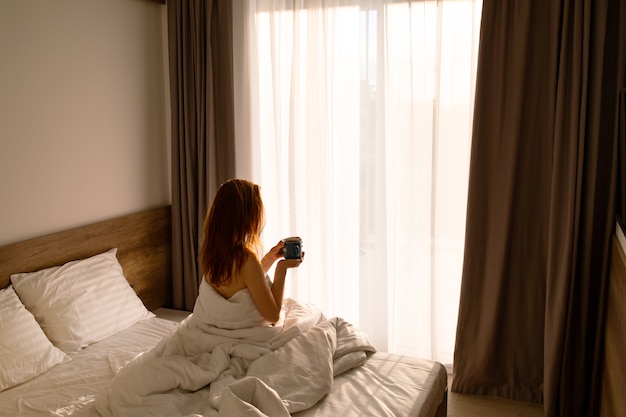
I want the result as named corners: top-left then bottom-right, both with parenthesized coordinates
top-left (447, 374), bottom-right (545, 417)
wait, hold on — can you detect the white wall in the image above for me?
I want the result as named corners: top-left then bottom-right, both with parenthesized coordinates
top-left (0, 0), bottom-right (171, 246)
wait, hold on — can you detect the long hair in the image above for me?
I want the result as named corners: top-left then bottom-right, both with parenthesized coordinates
top-left (199, 179), bottom-right (265, 286)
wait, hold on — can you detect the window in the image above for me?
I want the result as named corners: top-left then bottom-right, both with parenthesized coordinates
top-left (234, 0), bottom-right (482, 364)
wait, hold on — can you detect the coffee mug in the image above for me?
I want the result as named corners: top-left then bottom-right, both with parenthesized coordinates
top-left (282, 237), bottom-right (303, 260)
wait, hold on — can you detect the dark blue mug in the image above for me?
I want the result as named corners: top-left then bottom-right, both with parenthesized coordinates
top-left (282, 237), bottom-right (303, 260)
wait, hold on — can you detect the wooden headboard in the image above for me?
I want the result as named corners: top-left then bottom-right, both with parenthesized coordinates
top-left (0, 206), bottom-right (172, 311)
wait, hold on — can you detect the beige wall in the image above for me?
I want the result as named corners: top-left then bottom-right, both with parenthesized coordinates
top-left (0, 0), bottom-right (170, 246)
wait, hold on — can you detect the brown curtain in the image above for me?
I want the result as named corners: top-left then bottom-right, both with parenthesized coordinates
top-left (168, 0), bottom-right (236, 311)
top-left (452, 1), bottom-right (626, 417)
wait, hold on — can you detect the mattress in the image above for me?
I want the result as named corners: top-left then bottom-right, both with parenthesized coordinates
top-left (294, 353), bottom-right (448, 417)
top-left (0, 308), bottom-right (447, 417)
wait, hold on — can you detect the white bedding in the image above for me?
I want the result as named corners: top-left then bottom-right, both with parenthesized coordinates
top-left (0, 314), bottom-right (179, 417)
top-left (0, 305), bottom-right (447, 417)
top-left (95, 298), bottom-right (376, 417)
top-left (293, 353), bottom-right (448, 417)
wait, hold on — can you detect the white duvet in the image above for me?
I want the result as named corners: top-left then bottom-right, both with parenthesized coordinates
top-left (95, 283), bottom-right (375, 417)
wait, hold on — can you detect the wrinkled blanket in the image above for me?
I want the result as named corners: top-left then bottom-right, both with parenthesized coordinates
top-left (95, 298), bottom-right (375, 417)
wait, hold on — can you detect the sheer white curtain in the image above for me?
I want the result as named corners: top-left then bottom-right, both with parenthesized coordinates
top-left (233, 0), bottom-right (481, 364)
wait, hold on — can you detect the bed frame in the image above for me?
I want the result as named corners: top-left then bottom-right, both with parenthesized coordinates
top-left (0, 205), bottom-right (172, 311)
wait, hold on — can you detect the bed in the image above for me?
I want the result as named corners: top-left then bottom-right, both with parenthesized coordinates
top-left (0, 205), bottom-right (448, 417)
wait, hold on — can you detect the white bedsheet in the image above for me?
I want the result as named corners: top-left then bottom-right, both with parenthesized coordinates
top-left (294, 352), bottom-right (448, 417)
top-left (95, 298), bottom-right (376, 417)
top-left (0, 316), bottom-right (179, 417)
top-left (0, 306), bottom-right (446, 417)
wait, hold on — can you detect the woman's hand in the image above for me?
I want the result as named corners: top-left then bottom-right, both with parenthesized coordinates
top-left (276, 252), bottom-right (305, 270)
top-left (261, 241), bottom-right (285, 273)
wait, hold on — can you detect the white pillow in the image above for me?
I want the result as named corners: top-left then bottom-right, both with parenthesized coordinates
top-left (10, 248), bottom-right (154, 355)
top-left (0, 286), bottom-right (70, 392)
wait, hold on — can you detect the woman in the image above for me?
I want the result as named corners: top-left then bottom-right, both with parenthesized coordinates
top-left (194, 179), bottom-right (303, 326)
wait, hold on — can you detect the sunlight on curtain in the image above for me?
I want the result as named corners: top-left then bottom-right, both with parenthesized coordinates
top-left (233, 0), bottom-right (482, 364)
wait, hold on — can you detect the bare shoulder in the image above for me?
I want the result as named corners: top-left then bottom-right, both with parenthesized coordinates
top-left (240, 250), bottom-right (265, 283)
top-left (212, 251), bottom-right (261, 298)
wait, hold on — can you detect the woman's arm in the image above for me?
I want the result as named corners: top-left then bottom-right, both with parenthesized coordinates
top-left (268, 258), bottom-right (302, 313)
top-left (243, 253), bottom-right (303, 324)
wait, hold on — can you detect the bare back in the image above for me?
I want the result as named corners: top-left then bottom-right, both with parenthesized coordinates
top-left (206, 245), bottom-right (294, 325)
top-left (210, 251), bottom-right (256, 299)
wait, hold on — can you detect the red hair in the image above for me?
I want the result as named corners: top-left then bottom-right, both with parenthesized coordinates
top-left (199, 179), bottom-right (265, 286)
